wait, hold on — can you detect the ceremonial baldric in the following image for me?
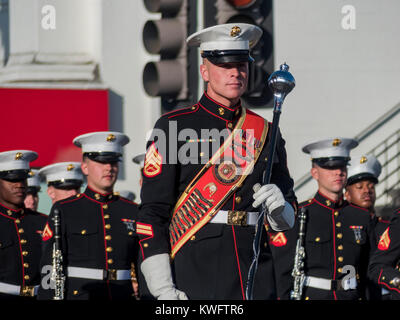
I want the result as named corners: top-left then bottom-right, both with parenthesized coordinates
top-left (169, 107), bottom-right (269, 258)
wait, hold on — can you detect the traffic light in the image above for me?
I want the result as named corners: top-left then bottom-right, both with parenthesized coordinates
top-left (142, 0), bottom-right (198, 112)
top-left (203, 0), bottom-right (274, 108)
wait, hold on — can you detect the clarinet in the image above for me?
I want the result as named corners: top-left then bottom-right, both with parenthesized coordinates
top-left (51, 208), bottom-right (65, 300)
top-left (290, 207), bottom-right (307, 300)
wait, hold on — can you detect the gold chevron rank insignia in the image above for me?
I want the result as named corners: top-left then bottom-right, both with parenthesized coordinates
top-left (270, 232), bottom-right (288, 247)
top-left (378, 227), bottom-right (390, 251)
top-left (143, 142), bottom-right (163, 178)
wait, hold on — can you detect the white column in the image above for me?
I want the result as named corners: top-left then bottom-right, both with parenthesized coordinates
top-left (0, 0), bottom-right (101, 83)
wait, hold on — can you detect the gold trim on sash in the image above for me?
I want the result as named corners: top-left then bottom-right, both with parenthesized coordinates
top-left (169, 107), bottom-right (269, 258)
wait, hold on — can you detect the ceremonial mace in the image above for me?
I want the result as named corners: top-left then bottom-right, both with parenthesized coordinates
top-left (245, 63), bottom-right (295, 300)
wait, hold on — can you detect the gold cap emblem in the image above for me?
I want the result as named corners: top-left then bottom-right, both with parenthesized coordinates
top-left (28, 170), bottom-right (35, 177)
top-left (230, 26), bottom-right (241, 37)
top-left (67, 164), bottom-right (75, 171)
top-left (360, 156), bottom-right (368, 164)
top-left (106, 134), bottom-right (116, 142)
top-left (332, 139), bottom-right (342, 147)
top-left (15, 152), bottom-right (23, 160)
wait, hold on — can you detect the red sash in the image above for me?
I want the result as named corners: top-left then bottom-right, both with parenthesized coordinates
top-left (170, 107), bottom-right (269, 258)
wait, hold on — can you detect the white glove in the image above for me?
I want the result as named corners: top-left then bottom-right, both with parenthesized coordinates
top-left (140, 253), bottom-right (188, 300)
top-left (252, 183), bottom-right (295, 231)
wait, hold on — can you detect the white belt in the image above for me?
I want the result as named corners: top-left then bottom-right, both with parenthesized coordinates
top-left (209, 210), bottom-right (259, 226)
top-left (67, 267), bottom-right (131, 281)
top-left (382, 287), bottom-right (390, 295)
top-left (0, 282), bottom-right (39, 296)
top-left (304, 276), bottom-right (357, 291)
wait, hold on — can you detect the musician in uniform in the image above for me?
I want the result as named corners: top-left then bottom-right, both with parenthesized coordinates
top-left (38, 161), bottom-right (84, 204)
top-left (24, 169), bottom-right (41, 211)
top-left (37, 132), bottom-right (140, 300)
top-left (0, 150), bottom-right (47, 299)
top-left (345, 154), bottom-right (384, 299)
top-left (368, 207), bottom-right (400, 299)
top-left (137, 23), bottom-right (297, 300)
top-left (270, 138), bottom-right (377, 300)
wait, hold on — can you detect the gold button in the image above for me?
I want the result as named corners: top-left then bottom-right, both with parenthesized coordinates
top-left (22, 251), bottom-right (28, 256)
top-left (24, 263), bottom-right (29, 268)
top-left (76, 193), bottom-right (81, 197)
top-left (15, 219), bottom-right (20, 224)
top-left (305, 297), bottom-right (310, 300)
top-left (191, 106), bottom-right (196, 110)
top-left (235, 109), bottom-right (240, 116)
top-left (108, 259), bottom-right (113, 264)
top-left (105, 235), bottom-right (112, 241)
top-left (338, 268), bottom-right (343, 273)
top-left (95, 193), bottom-right (100, 200)
top-left (334, 211), bottom-right (339, 217)
top-left (315, 237), bottom-right (320, 242)
top-left (143, 243), bottom-right (149, 248)
top-left (81, 230), bottom-right (87, 235)
top-left (106, 247), bottom-right (113, 252)
top-left (338, 256), bottom-right (344, 262)
top-left (235, 196), bottom-right (242, 204)
top-left (18, 228), bottom-right (24, 234)
top-left (103, 204), bottom-right (108, 210)
top-left (326, 200), bottom-right (331, 206)
top-left (24, 275), bottom-right (30, 280)
top-left (128, 231), bottom-right (133, 236)
top-left (219, 107), bottom-right (225, 115)
top-left (356, 240), bottom-right (360, 244)
top-left (105, 224), bottom-right (111, 229)
top-left (190, 236), bottom-right (196, 241)
top-left (20, 239), bottom-right (27, 244)
top-left (73, 290), bottom-right (79, 295)
top-left (104, 214), bottom-right (110, 219)
top-left (336, 222), bottom-right (341, 227)
top-left (337, 233), bottom-right (343, 239)
top-left (227, 122), bottom-right (233, 129)
top-left (338, 245), bottom-right (343, 250)
top-left (7, 210), bottom-right (12, 216)
top-left (382, 276), bottom-right (386, 280)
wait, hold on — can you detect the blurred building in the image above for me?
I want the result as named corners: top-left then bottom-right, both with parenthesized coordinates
top-left (0, 0), bottom-right (399, 214)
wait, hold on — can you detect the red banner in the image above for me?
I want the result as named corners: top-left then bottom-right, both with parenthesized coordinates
top-left (0, 87), bottom-right (109, 167)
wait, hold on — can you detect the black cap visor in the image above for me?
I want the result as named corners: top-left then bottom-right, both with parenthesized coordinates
top-left (0, 169), bottom-right (30, 181)
top-left (27, 186), bottom-right (41, 194)
top-left (48, 179), bottom-right (83, 190)
top-left (202, 50), bottom-right (253, 64)
top-left (346, 173), bottom-right (378, 186)
top-left (84, 152), bottom-right (121, 164)
top-left (312, 157), bottom-right (350, 169)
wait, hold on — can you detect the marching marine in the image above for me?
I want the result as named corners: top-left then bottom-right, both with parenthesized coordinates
top-left (24, 169), bottom-right (41, 211)
top-left (37, 132), bottom-right (140, 300)
top-left (38, 161), bottom-right (84, 204)
top-left (345, 154), bottom-right (384, 299)
top-left (270, 138), bottom-right (377, 300)
top-left (137, 23), bottom-right (297, 300)
top-left (0, 150), bottom-right (47, 299)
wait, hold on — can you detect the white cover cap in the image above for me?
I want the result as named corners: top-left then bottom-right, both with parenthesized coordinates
top-left (73, 131), bottom-right (130, 154)
top-left (187, 23), bottom-right (262, 51)
top-left (302, 137), bottom-right (358, 167)
top-left (38, 162), bottom-right (83, 185)
top-left (0, 150), bottom-right (38, 172)
top-left (27, 169), bottom-right (41, 188)
top-left (347, 155), bottom-right (382, 185)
